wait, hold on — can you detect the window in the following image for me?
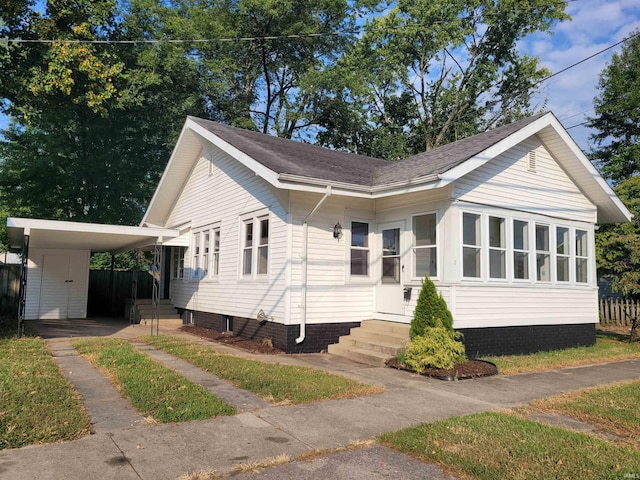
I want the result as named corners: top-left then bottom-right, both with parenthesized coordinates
top-left (202, 231), bottom-right (210, 277)
top-left (243, 221), bottom-right (253, 275)
top-left (489, 216), bottom-right (506, 279)
top-left (171, 247), bottom-right (186, 279)
top-left (462, 212), bottom-right (481, 278)
top-left (212, 229), bottom-right (220, 276)
top-left (350, 221), bottom-right (370, 275)
top-left (258, 218), bottom-right (269, 275)
top-left (192, 233), bottom-right (201, 279)
top-left (513, 220), bottom-right (529, 280)
top-left (413, 214), bottom-right (437, 278)
top-left (242, 215), bottom-right (269, 277)
top-left (556, 226), bottom-right (570, 282)
top-left (575, 229), bottom-right (589, 283)
top-left (536, 224), bottom-right (550, 281)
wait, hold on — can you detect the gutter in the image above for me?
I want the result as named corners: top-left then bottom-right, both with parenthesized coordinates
top-left (297, 186), bottom-right (333, 344)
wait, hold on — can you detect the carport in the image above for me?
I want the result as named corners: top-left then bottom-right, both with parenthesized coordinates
top-left (6, 217), bottom-right (179, 336)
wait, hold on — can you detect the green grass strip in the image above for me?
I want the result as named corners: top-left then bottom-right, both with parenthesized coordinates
top-left (72, 338), bottom-right (236, 422)
top-left (0, 335), bottom-right (91, 449)
top-left (536, 380), bottom-right (640, 438)
top-left (484, 332), bottom-right (640, 375)
top-left (380, 412), bottom-right (640, 480)
top-left (143, 335), bottom-right (383, 404)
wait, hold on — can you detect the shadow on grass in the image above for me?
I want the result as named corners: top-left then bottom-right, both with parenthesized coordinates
top-left (596, 328), bottom-right (633, 342)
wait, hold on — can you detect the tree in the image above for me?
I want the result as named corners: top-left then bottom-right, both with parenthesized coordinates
top-left (595, 176), bottom-right (640, 342)
top-left (410, 275), bottom-right (454, 338)
top-left (588, 31), bottom-right (640, 184)
top-left (0, 0), bottom-right (204, 246)
top-left (317, 0), bottom-right (567, 159)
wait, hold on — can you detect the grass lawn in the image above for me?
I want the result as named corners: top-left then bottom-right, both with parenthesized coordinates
top-left (380, 411), bottom-right (640, 480)
top-left (527, 380), bottom-right (640, 447)
top-left (0, 320), bottom-right (91, 449)
top-left (483, 330), bottom-right (640, 375)
top-left (142, 335), bottom-right (384, 404)
top-left (72, 338), bottom-right (236, 422)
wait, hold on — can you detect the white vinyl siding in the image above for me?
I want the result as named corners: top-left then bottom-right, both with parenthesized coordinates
top-left (454, 137), bottom-right (597, 223)
top-left (165, 146), bottom-right (288, 323)
top-left (451, 285), bottom-right (599, 329)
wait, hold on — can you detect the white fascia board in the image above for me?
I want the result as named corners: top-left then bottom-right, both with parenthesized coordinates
top-left (545, 117), bottom-right (632, 223)
top-left (8, 217), bottom-right (179, 239)
top-left (440, 113), bottom-right (555, 184)
top-left (140, 121), bottom-right (194, 227)
top-left (187, 119), bottom-right (281, 188)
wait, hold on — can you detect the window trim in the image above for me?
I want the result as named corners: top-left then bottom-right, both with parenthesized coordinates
top-left (512, 218), bottom-right (531, 282)
top-left (411, 211), bottom-right (439, 281)
top-left (240, 212), bottom-right (270, 280)
top-left (190, 223), bottom-right (221, 281)
top-left (349, 219), bottom-right (372, 279)
top-left (535, 223), bottom-right (551, 283)
top-left (462, 211), bottom-right (483, 280)
top-left (488, 215), bottom-right (507, 280)
top-left (171, 246), bottom-right (186, 280)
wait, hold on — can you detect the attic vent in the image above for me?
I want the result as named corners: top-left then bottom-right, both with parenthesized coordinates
top-left (527, 151), bottom-right (537, 172)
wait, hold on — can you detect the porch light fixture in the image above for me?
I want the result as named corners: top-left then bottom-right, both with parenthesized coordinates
top-left (333, 221), bottom-right (343, 240)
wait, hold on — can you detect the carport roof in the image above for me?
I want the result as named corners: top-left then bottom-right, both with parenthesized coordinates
top-left (7, 218), bottom-right (179, 253)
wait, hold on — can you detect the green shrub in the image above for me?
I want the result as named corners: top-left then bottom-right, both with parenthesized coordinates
top-left (402, 327), bottom-right (466, 371)
top-left (410, 275), bottom-right (454, 338)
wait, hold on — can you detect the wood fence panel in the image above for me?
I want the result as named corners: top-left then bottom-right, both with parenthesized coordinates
top-left (0, 265), bottom-right (20, 316)
top-left (599, 297), bottom-right (637, 328)
top-left (88, 270), bottom-right (153, 317)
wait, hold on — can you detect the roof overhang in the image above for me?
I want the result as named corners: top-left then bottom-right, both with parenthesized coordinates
top-left (7, 218), bottom-right (179, 253)
top-left (142, 113), bottom-right (631, 227)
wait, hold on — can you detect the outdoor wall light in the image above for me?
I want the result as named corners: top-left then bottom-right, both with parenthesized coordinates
top-left (333, 221), bottom-right (343, 240)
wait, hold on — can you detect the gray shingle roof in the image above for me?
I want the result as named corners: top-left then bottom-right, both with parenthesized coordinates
top-left (189, 113), bottom-right (549, 188)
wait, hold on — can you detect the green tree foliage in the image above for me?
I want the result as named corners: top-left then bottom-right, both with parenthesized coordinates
top-left (0, 0), bottom-right (203, 242)
top-left (410, 275), bottom-right (454, 338)
top-left (588, 31), bottom-right (640, 184)
top-left (317, 0), bottom-right (568, 159)
top-left (596, 177), bottom-right (640, 341)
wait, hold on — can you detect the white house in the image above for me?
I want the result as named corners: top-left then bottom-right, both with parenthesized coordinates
top-left (7, 112), bottom-right (631, 357)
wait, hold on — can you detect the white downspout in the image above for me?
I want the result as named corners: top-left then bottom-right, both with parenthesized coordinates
top-left (297, 185), bottom-right (332, 344)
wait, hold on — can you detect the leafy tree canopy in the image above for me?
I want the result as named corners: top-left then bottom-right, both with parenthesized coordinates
top-left (588, 31), bottom-right (640, 184)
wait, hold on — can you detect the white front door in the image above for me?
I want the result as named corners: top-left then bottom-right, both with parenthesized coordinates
top-left (39, 255), bottom-right (71, 319)
top-left (375, 222), bottom-right (405, 315)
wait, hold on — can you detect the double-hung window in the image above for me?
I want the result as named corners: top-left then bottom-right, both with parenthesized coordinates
top-left (535, 224), bottom-right (550, 281)
top-left (575, 229), bottom-right (589, 283)
top-left (412, 214), bottom-right (437, 278)
top-left (242, 215), bottom-right (269, 277)
top-left (462, 212), bottom-right (481, 278)
top-left (192, 233), bottom-right (202, 279)
top-left (513, 220), bottom-right (529, 280)
top-left (171, 247), bottom-right (186, 280)
top-left (489, 216), bottom-right (506, 279)
top-left (556, 226), bottom-right (570, 282)
top-left (350, 221), bottom-right (370, 276)
top-left (212, 228), bottom-right (220, 276)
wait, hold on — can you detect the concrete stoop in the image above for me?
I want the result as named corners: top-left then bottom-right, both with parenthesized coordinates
top-left (133, 299), bottom-right (182, 323)
top-left (327, 320), bottom-right (410, 366)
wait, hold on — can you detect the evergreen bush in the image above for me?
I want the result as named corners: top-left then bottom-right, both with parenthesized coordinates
top-left (410, 275), bottom-right (454, 338)
top-left (402, 327), bottom-right (467, 371)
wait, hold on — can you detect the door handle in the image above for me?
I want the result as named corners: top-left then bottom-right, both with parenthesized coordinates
top-left (65, 280), bottom-right (74, 283)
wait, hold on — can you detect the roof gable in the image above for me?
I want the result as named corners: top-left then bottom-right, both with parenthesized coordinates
top-left (142, 112), bottom-right (631, 226)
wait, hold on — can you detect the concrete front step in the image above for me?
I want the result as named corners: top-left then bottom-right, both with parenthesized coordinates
top-left (327, 320), bottom-right (410, 366)
top-left (337, 337), bottom-right (405, 356)
top-left (326, 344), bottom-right (391, 367)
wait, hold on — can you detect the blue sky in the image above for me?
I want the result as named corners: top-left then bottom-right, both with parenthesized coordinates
top-left (2, 0), bottom-right (639, 154)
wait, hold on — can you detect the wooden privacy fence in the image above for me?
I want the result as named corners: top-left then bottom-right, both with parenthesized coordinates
top-left (88, 270), bottom-right (153, 316)
top-left (0, 264), bottom-right (20, 316)
top-left (599, 298), bottom-right (638, 328)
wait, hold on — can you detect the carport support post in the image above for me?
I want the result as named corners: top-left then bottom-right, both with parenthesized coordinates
top-left (17, 233), bottom-right (29, 338)
top-left (109, 254), bottom-right (115, 315)
top-left (150, 239), bottom-right (162, 336)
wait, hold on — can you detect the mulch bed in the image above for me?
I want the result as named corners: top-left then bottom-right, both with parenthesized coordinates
top-left (386, 357), bottom-right (498, 381)
top-left (180, 325), bottom-right (284, 354)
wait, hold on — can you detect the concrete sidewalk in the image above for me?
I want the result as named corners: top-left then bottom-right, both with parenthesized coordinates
top-left (1, 323), bottom-right (639, 479)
